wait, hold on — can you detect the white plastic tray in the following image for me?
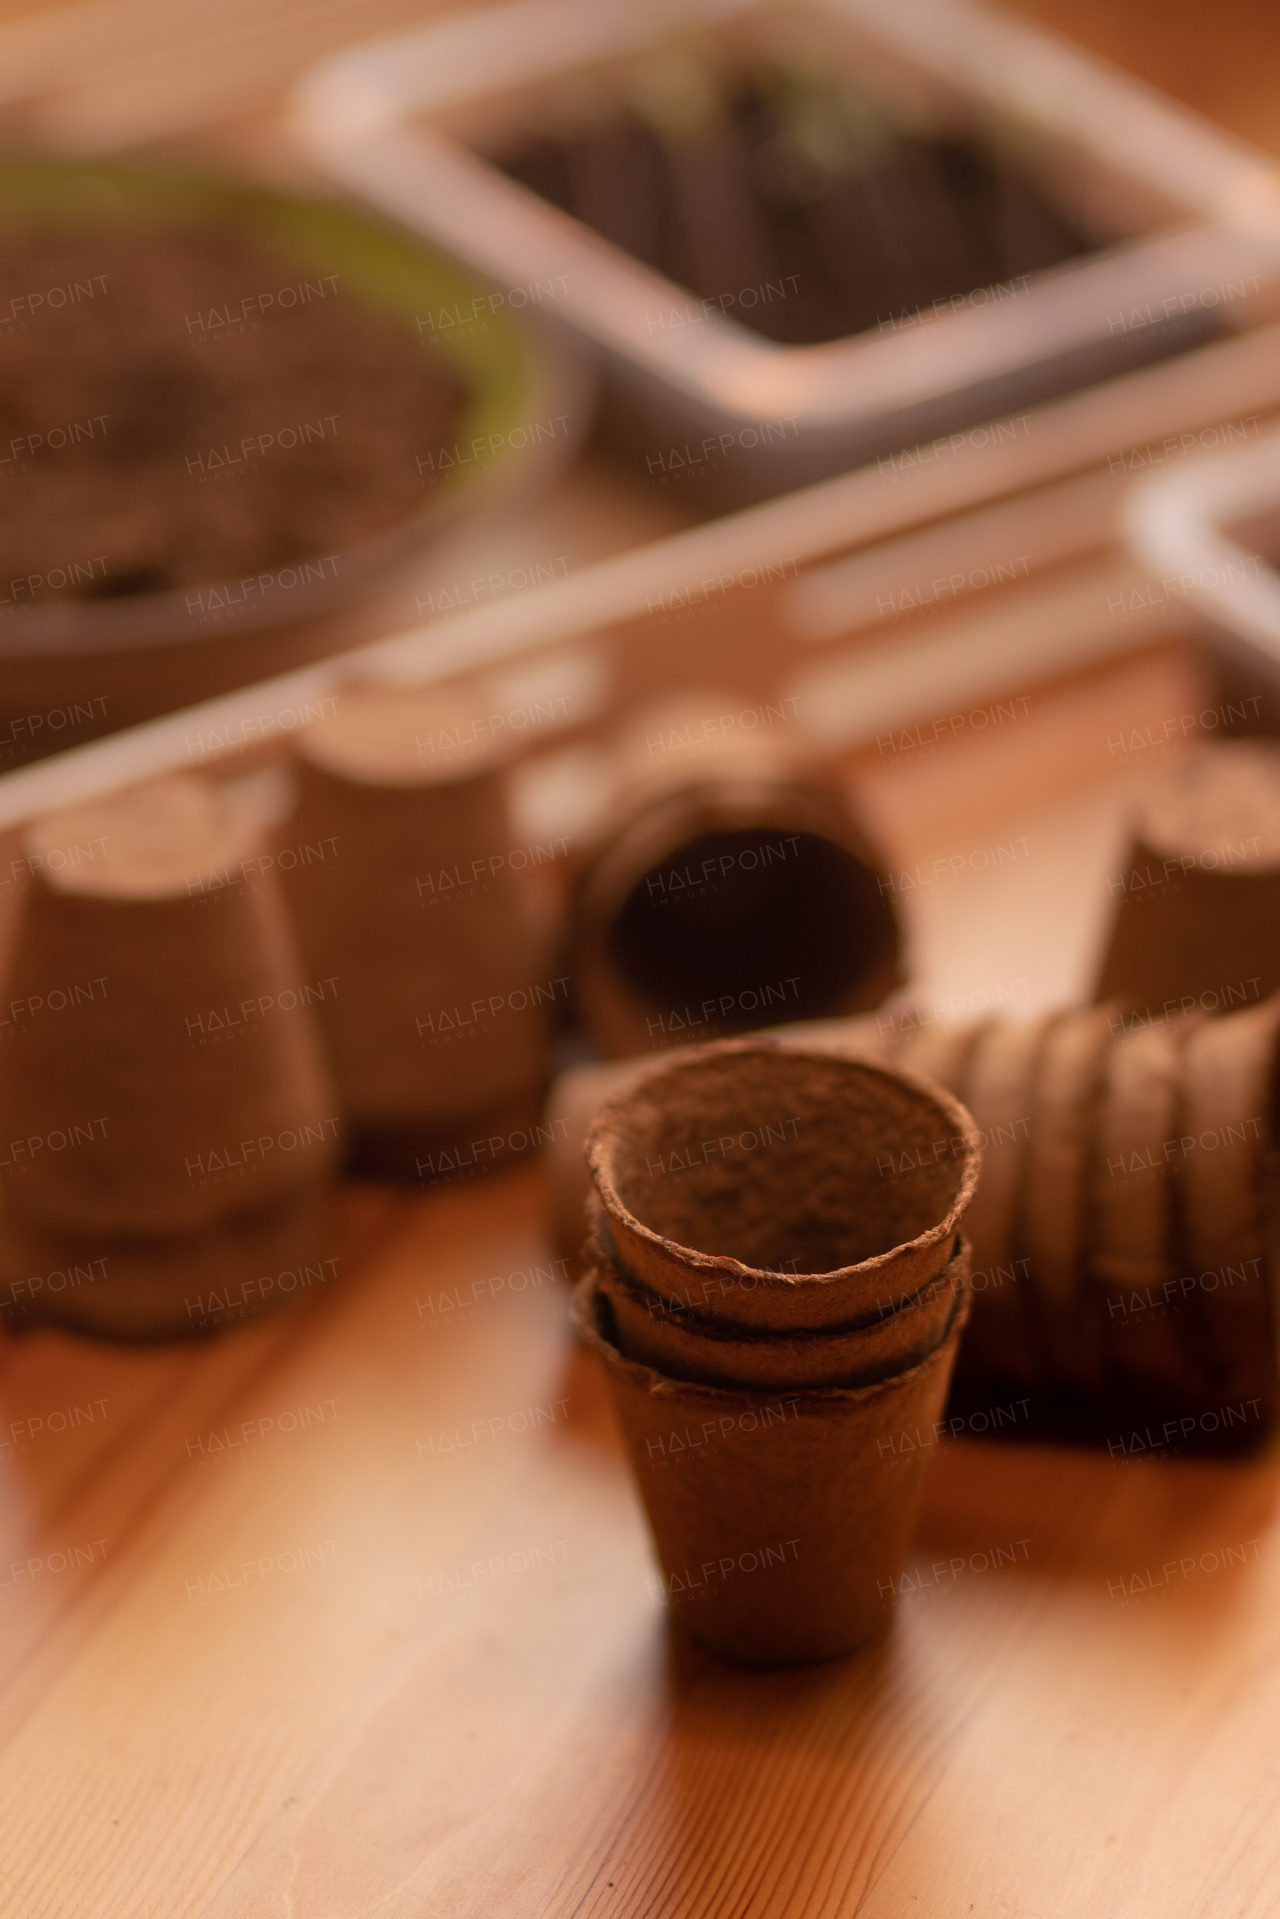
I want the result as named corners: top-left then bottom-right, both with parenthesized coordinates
top-left (290, 0), bottom-right (1280, 501)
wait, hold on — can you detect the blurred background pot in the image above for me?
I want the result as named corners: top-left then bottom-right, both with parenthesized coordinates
top-left (0, 157), bottom-right (587, 756)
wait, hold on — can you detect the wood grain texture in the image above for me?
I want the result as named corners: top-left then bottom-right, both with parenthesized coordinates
top-left (0, 2), bottom-right (1273, 1908)
top-left (0, 1157), bottom-right (1276, 1916)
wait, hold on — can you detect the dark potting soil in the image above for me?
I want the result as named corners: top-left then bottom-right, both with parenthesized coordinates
top-left (496, 65), bottom-right (1092, 346)
top-left (0, 227), bottom-right (465, 603)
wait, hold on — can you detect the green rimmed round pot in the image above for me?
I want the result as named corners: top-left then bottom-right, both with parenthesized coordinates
top-left (0, 159), bottom-right (589, 748)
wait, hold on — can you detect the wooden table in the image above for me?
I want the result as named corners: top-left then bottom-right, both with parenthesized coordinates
top-left (3, 1152), bottom-right (1279, 1918)
top-left (2, 680), bottom-right (1278, 1917)
top-left (0, 1), bottom-right (1279, 1912)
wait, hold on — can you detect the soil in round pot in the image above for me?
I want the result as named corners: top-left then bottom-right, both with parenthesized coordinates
top-left (0, 160), bottom-right (572, 745)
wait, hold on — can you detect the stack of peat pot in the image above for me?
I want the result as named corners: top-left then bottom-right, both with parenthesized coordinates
top-left (896, 741), bottom-right (1280, 1433)
top-left (869, 990), bottom-right (1279, 1436)
top-left (571, 1038), bottom-right (980, 1665)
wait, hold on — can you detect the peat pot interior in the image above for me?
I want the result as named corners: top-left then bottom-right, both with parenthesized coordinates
top-left (589, 1044), bottom-right (978, 1283)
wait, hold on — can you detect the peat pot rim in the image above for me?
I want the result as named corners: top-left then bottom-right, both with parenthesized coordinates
top-left (590, 1219), bottom-right (970, 1341)
top-left (571, 1262), bottom-right (972, 1411)
top-left (584, 1039), bottom-right (981, 1299)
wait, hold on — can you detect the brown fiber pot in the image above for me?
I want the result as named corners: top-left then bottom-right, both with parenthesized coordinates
top-left (543, 1012), bottom-right (891, 1280)
top-left (277, 678), bottom-right (554, 1180)
top-left (594, 1228), bottom-right (970, 1390)
top-left (573, 1267), bottom-right (971, 1666)
top-left (1176, 992), bottom-right (1280, 1404)
top-left (566, 774), bottom-right (901, 1059)
top-left (1093, 741), bottom-right (1280, 1013)
top-left (584, 1040), bottom-right (980, 1332)
top-left (0, 771), bottom-right (340, 1337)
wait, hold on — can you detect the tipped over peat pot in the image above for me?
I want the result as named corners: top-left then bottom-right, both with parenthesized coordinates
top-left (0, 773), bottom-right (340, 1339)
top-left (884, 993), bottom-right (1280, 1435)
top-left (566, 778), bottom-right (901, 1058)
top-left (0, 159), bottom-right (580, 753)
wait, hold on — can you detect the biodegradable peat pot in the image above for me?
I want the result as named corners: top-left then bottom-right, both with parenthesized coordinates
top-left (1094, 742), bottom-right (1280, 1012)
top-left (0, 1185), bottom-right (331, 1341)
top-left (950, 1014), bottom-right (1054, 1390)
top-left (566, 775), bottom-right (901, 1059)
top-left (585, 1041), bottom-right (979, 1332)
top-left (0, 773), bottom-right (340, 1338)
top-left (278, 679), bottom-right (555, 1179)
top-left (595, 1232), bottom-right (970, 1390)
top-left (1085, 1015), bottom-right (1206, 1402)
top-left (1177, 993), bottom-right (1280, 1404)
top-left (574, 1268), bottom-right (971, 1666)
top-left (543, 1011), bottom-right (891, 1280)
top-left (1019, 1004), bottom-right (1118, 1396)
